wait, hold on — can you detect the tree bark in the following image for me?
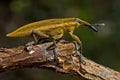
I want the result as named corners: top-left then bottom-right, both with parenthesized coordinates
top-left (0, 40), bottom-right (120, 80)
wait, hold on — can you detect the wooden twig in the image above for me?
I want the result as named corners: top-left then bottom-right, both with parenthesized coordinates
top-left (0, 40), bottom-right (120, 80)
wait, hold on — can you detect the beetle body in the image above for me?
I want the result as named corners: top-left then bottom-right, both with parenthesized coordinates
top-left (7, 18), bottom-right (79, 37)
top-left (7, 17), bottom-right (99, 63)
top-left (7, 18), bottom-right (97, 44)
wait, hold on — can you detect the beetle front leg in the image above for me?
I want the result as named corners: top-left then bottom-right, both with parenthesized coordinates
top-left (69, 31), bottom-right (86, 64)
top-left (73, 41), bottom-right (86, 64)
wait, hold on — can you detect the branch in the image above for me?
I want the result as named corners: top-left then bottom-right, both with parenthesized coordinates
top-left (0, 40), bottom-right (120, 80)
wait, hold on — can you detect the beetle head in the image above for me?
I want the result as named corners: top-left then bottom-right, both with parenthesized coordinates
top-left (76, 18), bottom-right (98, 32)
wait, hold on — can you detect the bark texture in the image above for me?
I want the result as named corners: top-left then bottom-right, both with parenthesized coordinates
top-left (0, 40), bottom-right (120, 80)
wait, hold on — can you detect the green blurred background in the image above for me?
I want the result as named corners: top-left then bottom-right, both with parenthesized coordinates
top-left (0, 0), bottom-right (120, 80)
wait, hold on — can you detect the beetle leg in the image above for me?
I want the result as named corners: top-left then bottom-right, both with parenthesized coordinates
top-left (24, 31), bottom-right (37, 52)
top-left (45, 28), bottom-right (64, 60)
top-left (25, 30), bottom-right (49, 45)
top-left (47, 33), bottom-right (63, 61)
top-left (32, 30), bottom-right (49, 43)
top-left (38, 38), bottom-right (52, 44)
top-left (25, 30), bottom-right (49, 53)
top-left (46, 38), bottom-right (58, 61)
top-left (73, 41), bottom-right (86, 64)
top-left (32, 32), bottom-right (38, 43)
top-left (46, 39), bottom-right (61, 51)
top-left (69, 31), bottom-right (85, 64)
top-left (51, 31), bottom-right (64, 50)
top-left (52, 38), bottom-right (58, 61)
top-left (69, 31), bottom-right (82, 52)
top-left (47, 32), bottom-right (63, 51)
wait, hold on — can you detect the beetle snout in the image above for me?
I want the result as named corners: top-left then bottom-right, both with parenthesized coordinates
top-left (76, 19), bottom-right (98, 32)
top-left (88, 25), bottom-right (98, 32)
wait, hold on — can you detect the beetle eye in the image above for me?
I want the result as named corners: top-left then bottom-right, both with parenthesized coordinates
top-left (76, 19), bottom-right (81, 23)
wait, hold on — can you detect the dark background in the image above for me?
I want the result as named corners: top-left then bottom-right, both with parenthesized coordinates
top-left (0, 0), bottom-right (120, 80)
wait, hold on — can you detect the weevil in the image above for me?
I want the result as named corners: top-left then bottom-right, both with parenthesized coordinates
top-left (6, 18), bottom-right (100, 63)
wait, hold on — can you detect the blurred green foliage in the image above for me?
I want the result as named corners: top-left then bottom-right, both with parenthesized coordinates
top-left (0, 0), bottom-right (120, 80)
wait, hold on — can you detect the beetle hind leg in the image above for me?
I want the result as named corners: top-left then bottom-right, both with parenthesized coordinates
top-left (25, 30), bottom-right (39, 47)
top-left (25, 30), bottom-right (49, 53)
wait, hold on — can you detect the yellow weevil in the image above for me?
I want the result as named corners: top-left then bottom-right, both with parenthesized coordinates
top-left (6, 18), bottom-right (101, 63)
